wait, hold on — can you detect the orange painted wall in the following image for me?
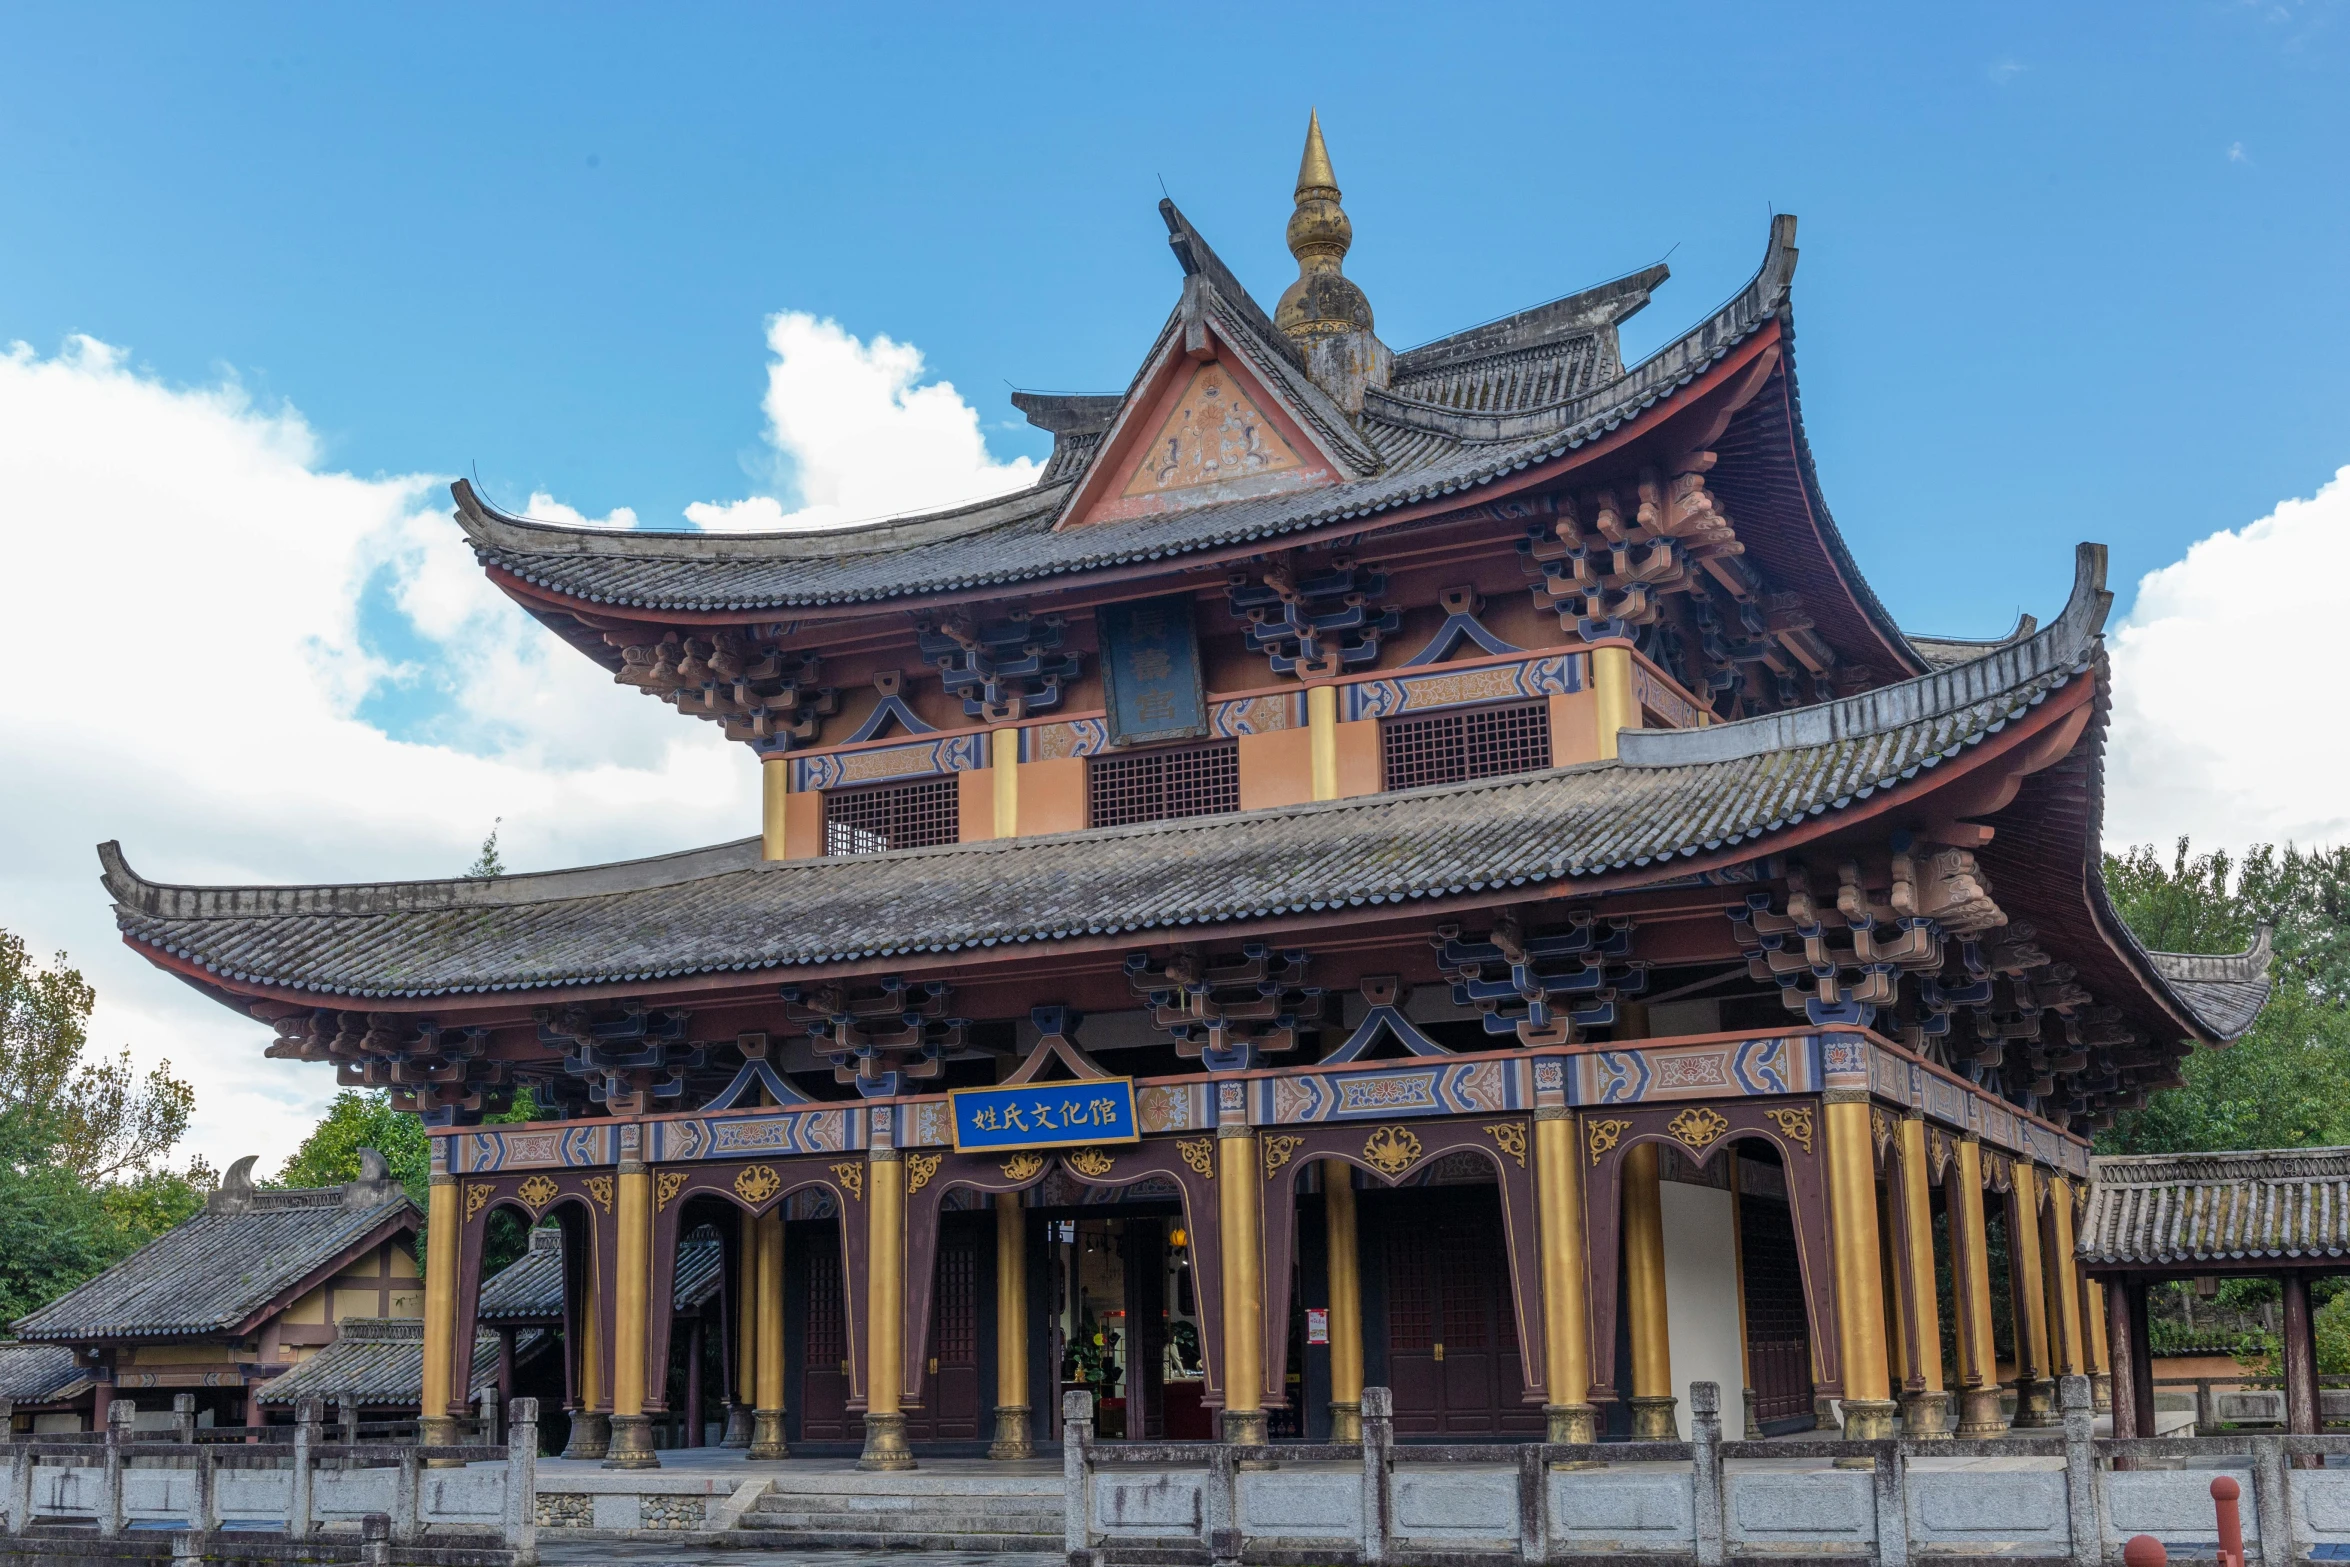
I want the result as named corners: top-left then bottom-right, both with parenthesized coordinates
top-left (957, 770), bottom-right (997, 843)
top-left (1334, 719), bottom-right (1381, 798)
top-left (783, 791), bottom-right (824, 860)
top-left (1016, 757), bottom-right (1087, 836)
top-left (1549, 691), bottom-right (1602, 768)
top-left (1239, 727), bottom-right (1314, 811)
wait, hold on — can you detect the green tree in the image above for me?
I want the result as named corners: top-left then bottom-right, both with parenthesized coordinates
top-left (0, 928), bottom-right (195, 1180)
top-left (274, 1090), bottom-right (432, 1201)
top-left (464, 820), bottom-right (506, 880)
top-left (2102, 840), bottom-right (2350, 1154)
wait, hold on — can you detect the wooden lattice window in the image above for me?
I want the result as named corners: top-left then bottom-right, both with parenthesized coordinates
top-left (824, 777), bottom-right (960, 856)
top-left (1381, 700), bottom-right (1551, 792)
top-left (805, 1244), bottom-right (845, 1366)
top-left (1088, 740), bottom-right (1240, 828)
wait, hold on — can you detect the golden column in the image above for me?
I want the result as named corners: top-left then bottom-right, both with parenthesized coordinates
top-left (750, 1208), bottom-right (788, 1458)
top-left (761, 757), bottom-right (791, 860)
top-left (2046, 1176), bottom-right (2086, 1378)
top-left (728, 1214), bottom-right (756, 1446)
top-left (1948, 1137), bottom-right (2006, 1437)
top-left (989, 1191), bottom-right (1033, 1458)
top-left (1823, 1091), bottom-right (1895, 1438)
top-left (1307, 684), bottom-right (1339, 801)
top-left (1622, 1142), bottom-right (1676, 1438)
top-left (992, 728), bottom-right (1020, 838)
top-left (419, 1172), bottom-right (460, 1448)
top-left (1894, 1117), bottom-right (1949, 1438)
top-left (859, 1148), bottom-right (916, 1469)
top-left (604, 1158), bottom-right (659, 1468)
top-left (1218, 1124), bottom-right (1269, 1444)
top-left (1537, 1108), bottom-right (1595, 1442)
top-left (564, 1237), bottom-right (610, 1459)
top-left (2084, 1276), bottom-right (2114, 1413)
top-left (2007, 1165), bottom-right (2055, 1427)
top-left (1323, 1163), bottom-right (1365, 1442)
top-left (1592, 644), bottom-right (1638, 761)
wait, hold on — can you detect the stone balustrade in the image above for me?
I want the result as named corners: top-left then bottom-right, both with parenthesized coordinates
top-left (1064, 1378), bottom-right (2350, 1567)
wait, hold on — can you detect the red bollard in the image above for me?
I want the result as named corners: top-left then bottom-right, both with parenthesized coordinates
top-left (2121, 1535), bottom-right (2167, 1567)
top-left (2212, 1474), bottom-right (2245, 1567)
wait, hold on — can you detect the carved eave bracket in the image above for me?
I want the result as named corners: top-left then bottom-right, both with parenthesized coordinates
top-left (1432, 909), bottom-right (1647, 1047)
top-left (1126, 943), bottom-right (1327, 1072)
top-left (782, 976), bottom-right (965, 1099)
top-left (1226, 554), bottom-right (1398, 680)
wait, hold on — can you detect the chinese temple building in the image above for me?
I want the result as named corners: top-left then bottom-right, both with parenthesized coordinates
top-left (8, 1154), bottom-right (420, 1432)
top-left (99, 117), bottom-right (2271, 1471)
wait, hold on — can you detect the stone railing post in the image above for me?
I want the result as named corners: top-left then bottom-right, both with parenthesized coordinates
top-left (99, 1396), bottom-right (132, 1538)
top-left (1517, 1439), bottom-right (1550, 1566)
top-left (1691, 1381), bottom-right (1726, 1567)
top-left (1360, 1386), bottom-right (1393, 1566)
top-left (7, 1436), bottom-right (30, 1536)
top-left (1062, 1389), bottom-right (1094, 1561)
top-left (1207, 1441), bottom-right (1240, 1567)
top-left (289, 1397), bottom-right (318, 1540)
top-left (171, 1394), bottom-right (196, 1445)
top-left (479, 1387), bottom-right (501, 1448)
top-left (191, 1445), bottom-right (219, 1534)
top-left (2196, 1379), bottom-right (2217, 1436)
top-left (2253, 1433), bottom-right (2292, 1567)
top-left (394, 1443), bottom-right (422, 1544)
top-left (2058, 1375), bottom-right (2099, 1567)
top-left (505, 1398), bottom-right (539, 1563)
top-left (337, 1394), bottom-right (359, 1447)
top-left (1876, 1431), bottom-right (1910, 1567)
top-left (0, 1397), bottom-right (12, 1443)
top-left (360, 1512), bottom-right (392, 1567)
top-left (171, 1528), bottom-right (204, 1567)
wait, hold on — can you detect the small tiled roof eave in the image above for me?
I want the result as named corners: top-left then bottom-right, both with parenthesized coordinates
top-left (2080, 1146), bottom-right (2350, 1270)
top-left (478, 1229), bottom-right (720, 1323)
top-left (9, 1190), bottom-right (418, 1344)
top-left (0, 1341), bottom-right (95, 1405)
top-left (2142, 924), bottom-right (2276, 1041)
top-left (103, 545), bottom-right (2109, 1008)
top-left (253, 1318), bottom-right (507, 1407)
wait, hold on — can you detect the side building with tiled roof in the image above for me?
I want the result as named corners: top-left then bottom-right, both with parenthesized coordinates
top-left (95, 115), bottom-right (2276, 1468)
top-left (7, 1153), bottom-right (420, 1431)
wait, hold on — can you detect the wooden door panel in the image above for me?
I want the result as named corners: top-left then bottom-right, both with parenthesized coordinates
top-left (1378, 1190), bottom-right (1525, 1438)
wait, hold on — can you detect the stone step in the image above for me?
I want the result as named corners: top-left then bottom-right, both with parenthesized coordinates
top-left (747, 1507), bottom-right (1062, 1531)
top-left (728, 1526), bottom-right (1064, 1551)
top-left (753, 1492), bottom-right (1062, 1517)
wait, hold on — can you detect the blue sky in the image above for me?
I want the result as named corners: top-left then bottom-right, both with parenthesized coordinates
top-left (5, 2), bottom-right (2343, 637)
top-left (3, 2), bottom-right (2347, 1171)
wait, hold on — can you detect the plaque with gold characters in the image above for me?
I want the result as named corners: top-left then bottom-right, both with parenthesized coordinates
top-left (949, 1077), bottom-right (1140, 1153)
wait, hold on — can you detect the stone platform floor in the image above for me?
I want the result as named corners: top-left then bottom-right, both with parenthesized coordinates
top-left (540, 1550), bottom-right (1059, 1566)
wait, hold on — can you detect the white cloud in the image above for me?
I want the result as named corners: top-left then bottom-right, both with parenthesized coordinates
top-left (1988, 57), bottom-right (2027, 84)
top-left (2105, 465), bottom-right (2350, 853)
top-left (685, 311), bottom-right (1040, 532)
top-left (2228, 140), bottom-right (2251, 163)
top-left (0, 337), bottom-right (749, 1177)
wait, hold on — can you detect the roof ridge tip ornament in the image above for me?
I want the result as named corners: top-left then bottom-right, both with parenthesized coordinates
top-left (1276, 110), bottom-right (1373, 343)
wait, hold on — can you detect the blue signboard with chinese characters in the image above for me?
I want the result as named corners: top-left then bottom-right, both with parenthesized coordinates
top-left (948, 1078), bottom-right (1140, 1152)
top-left (1099, 595), bottom-right (1208, 747)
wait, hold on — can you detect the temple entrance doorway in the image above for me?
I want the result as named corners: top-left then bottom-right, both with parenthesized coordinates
top-left (1038, 1205), bottom-right (1207, 1442)
top-left (901, 1210), bottom-right (989, 1444)
top-left (1365, 1185), bottom-right (1541, 1439)
top-left (786, 1216), bottom-right (857, 1444)
top-left (1735, 1150), bottom-right (1816, 1433)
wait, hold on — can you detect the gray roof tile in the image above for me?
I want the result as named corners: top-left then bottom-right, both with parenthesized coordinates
top-left (11, 1186), bottom-right (418, 1342)
top-left (253, 1318), bottom-right (509, 1407)
top-left (2081, 1147), bottom-right (2350, 1267)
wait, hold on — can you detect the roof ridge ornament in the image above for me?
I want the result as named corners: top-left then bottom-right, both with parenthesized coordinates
top-left (1273, 111), bottom-right (1393, 413)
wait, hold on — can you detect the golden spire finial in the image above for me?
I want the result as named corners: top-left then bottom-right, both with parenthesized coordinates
top-left (1278, 110), bottom-right (1372, 340)
top-left (1296, 107), bottom-right (1338, 199)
